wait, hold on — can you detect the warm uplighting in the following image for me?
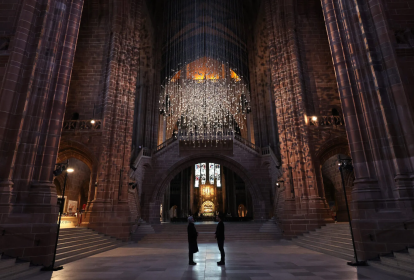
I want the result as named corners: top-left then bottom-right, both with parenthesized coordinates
top-left (67, 168), bottom-right (75, 173)
top-left (230, 69), bottom-right (241, 81)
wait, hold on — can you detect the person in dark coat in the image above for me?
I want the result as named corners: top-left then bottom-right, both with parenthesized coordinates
top-left (187, 216), bottom-right (198, 265)
top-left (215, 213), bottom-right (225, 265)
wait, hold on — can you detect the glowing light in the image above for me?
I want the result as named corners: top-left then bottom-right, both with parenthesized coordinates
top-left (67, 168), bottom-right (75, 173)
top-left (91, 120), bottom-right (95, 124)
top-left (160, 58), bottom-right (250, 144)
top-left (312, 116), bottom-right (318, 121)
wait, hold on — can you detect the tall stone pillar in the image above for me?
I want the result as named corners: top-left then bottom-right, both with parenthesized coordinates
top-left (0, 0), bottom-right (84, 266)
top-left (83, 0), bottom-right (143, 241)
top-left (265, 0), bottom-right (331, 238)
top-left (321, 0), bottom-right (414, 259)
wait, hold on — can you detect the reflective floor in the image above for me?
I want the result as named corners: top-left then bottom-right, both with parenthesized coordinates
top-left (27, 240), bottom-right (408, 280)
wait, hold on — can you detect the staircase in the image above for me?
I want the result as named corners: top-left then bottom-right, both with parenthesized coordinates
top-left (0, 256), bottom-right (41, 280)
top-left (130, 220), bottom-right (156, 242)
top-left (55, 227), bottom-right (123, 266)
top-left (292, 223), bottom-right (354, 261)
top-left (259, 217), bottom-right (283, 234)
top-left (137, 221), bottom-right (282, 243)
top-left (368, 248), bottom-right (414, 279)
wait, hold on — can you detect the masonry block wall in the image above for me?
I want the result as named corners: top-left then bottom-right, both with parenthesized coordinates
top-left (0, 0), bottom-right (84, 266)
top-left (58, 0), bottom-right (153, 241)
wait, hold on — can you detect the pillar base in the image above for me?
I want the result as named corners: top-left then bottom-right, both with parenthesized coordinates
top-left (279, 197), bottom-right (332, 238)
top-left (83, 200), bottom-right (132, 241)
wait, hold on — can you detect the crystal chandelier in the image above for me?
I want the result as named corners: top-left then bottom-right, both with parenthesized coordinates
top-left (159, 0), bottom-right (251, 146)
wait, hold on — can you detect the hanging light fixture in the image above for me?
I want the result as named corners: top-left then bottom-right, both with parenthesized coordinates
top-left (159, 0), bottom-right (251, 146)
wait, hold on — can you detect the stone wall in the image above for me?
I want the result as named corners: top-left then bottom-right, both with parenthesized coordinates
top-left (265, 0), bottom-right (347, 238)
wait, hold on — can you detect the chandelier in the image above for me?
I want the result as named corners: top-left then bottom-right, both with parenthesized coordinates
top-left (159, 0), bottom-right (251, 146)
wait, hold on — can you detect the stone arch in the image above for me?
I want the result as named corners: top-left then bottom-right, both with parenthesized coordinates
top-left (57, 140), bottom-right (97, 171)
top-left (315, 137), bottom-right (350, 165)
top-left (57, 140), bottom-right (98, 202)
top-left (153, 154), bottom-right (265, 204)
top-left (313, 137), bottom-right (351, 203)
top-left (143, 153), bottom-right (267, 223)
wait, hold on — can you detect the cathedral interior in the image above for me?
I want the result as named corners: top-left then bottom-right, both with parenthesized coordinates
top-left (1, 0), bottom-right (414, 279)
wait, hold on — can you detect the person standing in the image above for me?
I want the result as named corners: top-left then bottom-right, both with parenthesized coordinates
top-left (187, 216), bottom-right (198, 265)
top-left (215, 213), bottom-right (225, 265)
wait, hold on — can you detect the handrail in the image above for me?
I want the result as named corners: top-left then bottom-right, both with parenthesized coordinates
top-left (234, 135), bottom-right (261, 154)
top-left (63, 119), bottom-right (102, 131)
top-left (309, 115), bottom-right (344, 127)
top-left (132, 147), bottom-right (152, 170)
top-left (152, 137), bottom-right (177, 154)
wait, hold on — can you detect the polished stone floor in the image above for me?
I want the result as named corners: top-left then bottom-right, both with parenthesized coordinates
top-left (27, 240), bottom-right (408, 280)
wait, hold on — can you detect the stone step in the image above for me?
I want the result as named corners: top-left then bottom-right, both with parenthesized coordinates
top-left (59, 228), bottom-right (91, 233)
top-left (56, 239), bottom-right (120, 260)
top-left (314, 228), bottom-right (351, 234)
top-left (58, 234), bottom-right (112, 247)
top-left (139, 238), bottom-right (279, 243)
top-left (292, 239), bottom-right (354, 261)
top-left (0, 262), bottom-right (30, 279)
top-left (294, 238), bottom-right (353, 256)
top-left (0, 258), bottom-right (16, 270)
top-left (2, 266), bottom-right (41, 280)
top-left (54, 228), bottom-right (124, 265)
top-left (298, 235), bottom-right (353, 248)
top-left (140, 235), bottom-right (279, 239)
top-left (55, 244), bottom-right (120, 267)
top-left (58, 231), bottom-right (104, 241)
top-left (58, 230), bottom-right (101, 238)
top-left (308, 231), bottom-right (351, 238)
top-left (292, 224), bottom-right (354, 261)
top-left (57, 238), bottom-right (113, 254)
top-left (304, 232), bottom-right (352, 242)
top-left (368, 260), bottom-right (414, 279)
top-left (379, 256), bottom-right (414, 273)
top-left (394, 252), bottom-right (414, 263)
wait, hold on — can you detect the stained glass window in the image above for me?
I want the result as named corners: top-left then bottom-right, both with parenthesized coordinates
top-left (195, 162), bottom-right (221, 187)
top-left (201, 163), bottom-right (206, 175)
top-left (209, 163), bottom-right (215, 184)
top-left (195, 163), bottom-right (200, 176)
top-left (215, 164), bottom-right (220, 178)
